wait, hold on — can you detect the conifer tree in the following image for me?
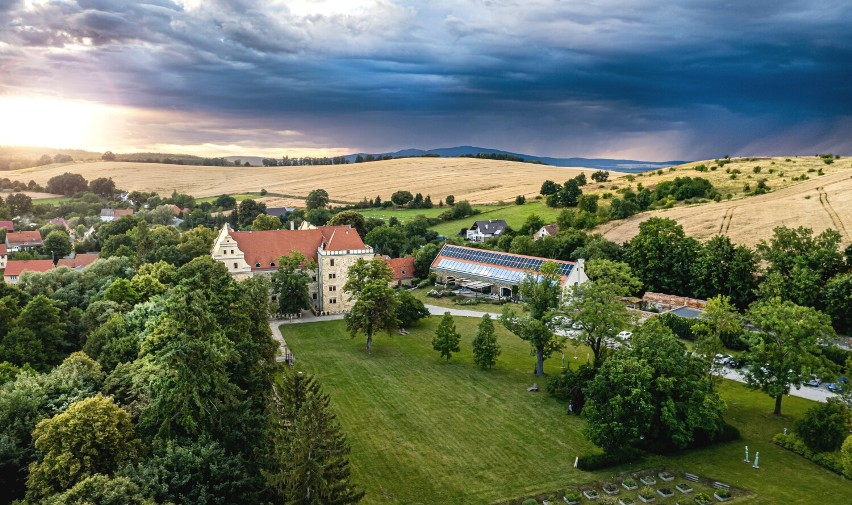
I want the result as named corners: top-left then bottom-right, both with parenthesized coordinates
top-left (266, 371), bottom-right (363, 505)
top-left (432, 312), bottom-right (461, 361)
top-left (472, 314), bottom-right (500, 369)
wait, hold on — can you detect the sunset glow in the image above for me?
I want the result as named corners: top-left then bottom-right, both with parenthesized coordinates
top-left (0, 96), bottom-right (119, 150)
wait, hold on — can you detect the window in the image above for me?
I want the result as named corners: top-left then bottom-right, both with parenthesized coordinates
top-left (270, 262), bottom-right (276, 267)
top-left (255, 263), bottom-right (261, 268)
top-left (233, 263), bottom-right (238, 269)
top-left (312, 293), bottom-right (317, 300)
top-left (328, 273), bottom-right (336, 279)
top-left (329, 286), bottom-right (337, 292)
top-left (329, 297), bottom-right (337, 304)
top-left (330, 259), bottom-right (335, 267)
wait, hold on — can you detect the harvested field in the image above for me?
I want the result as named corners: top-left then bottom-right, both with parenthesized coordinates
top-left (597, 168), bottom-right (852, 247)
top-left (5, 158), bottom-right (606, 205)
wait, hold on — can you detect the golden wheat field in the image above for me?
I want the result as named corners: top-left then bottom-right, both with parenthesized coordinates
top-left (597, 167), bottom-right (852, 247)
top-left (5, 158), bottom-right (609, 204)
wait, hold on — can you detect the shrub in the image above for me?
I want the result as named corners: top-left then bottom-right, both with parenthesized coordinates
top-left (638, 486), bottom-right (655, 499)
top-left (576, 448), bottom-right (645, 470)
top-left (695, 493), bottom-right (713, 505)
top-left (715, 488), bottom-right (731, 498)
top-left (842, 435), bottom-right (852, 478)
top-left (563, 489), bottom-right (582, 502)
top-left (657, 312), bottom-right (696, 340)
top-left (773, 432), bottom-right (845, 475)
top-left (622, 478), bottom-right (637, 488)
top-left (795, 399), bottom-right (851, 453)
top-left (522, 499), bottom-right (538, 505)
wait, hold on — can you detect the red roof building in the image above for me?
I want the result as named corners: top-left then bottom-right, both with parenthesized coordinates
top-left (386, 256), bottom-right (416, 286)
top-left (225, 225), bottom-right (369, 271)
top-left (533, 224), bottom-right (559, 240)
top-left (5, 231), bottom-right (43, 251)
top-left (57, 253), bottom-right (100, 270)
top-left (0, 220), bottom-right (13, 231)
top-left (3, 259), bottom-right (54, 283)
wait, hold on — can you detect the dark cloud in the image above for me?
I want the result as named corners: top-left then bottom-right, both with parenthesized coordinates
top-left (1, 0), bottom-right (851, 159)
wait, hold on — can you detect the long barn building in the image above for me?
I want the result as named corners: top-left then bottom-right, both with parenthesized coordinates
top-left (429, 244), bottom-right (587, 298)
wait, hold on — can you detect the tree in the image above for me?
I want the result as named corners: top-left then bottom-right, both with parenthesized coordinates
top-left (583, 318), bottom-right (725, 453)
top-left (794, 398), bottom-right (850, 453)
top-left (432, 312), bottom-right (461, 361)
top-left (744, 298), bottom-right (835, 415)
top-left (472, 314), bottom-right (500, 369)
top-left (6, 193), bottom-right (32, 216)
top-left (305, 189), bottom-right (330, 210)
top-left (271, 252), bottom-right (314, 315)
top-left (842, 435), bottom-right (852, 479)
top-left (45, 474), bottom-right (152, 505)
top-left (266, 371), bottom-right (364, 505)
top-left (396, 290), bottom-right (429, 328)
top-left (214, 194), bottom-right (237, 210)
top-left (414, 242), bottom-right (440, 279)
top-left (120, 438), bottom-right (255, 505)
top-left (237, 199), bottom-right (267, 229)
top-left (328, 210), bottom-right (368, 238)
top-left (691, 235), bottom-right (757, 309)
top-left (626, 217), bottom-right (697, 295)
top-left (540, 180), bottom-right (559, 196)
top-left (252, 213), bottom-right (281, 230)
top-left (102, 151), bottom-right (116, 161)
top-left (390, 190), bottom-right (414, 206)
top-left (591, 170), bottom-right (609, 182)
top-left (46, 172), bottom-right (88, 196)
top-left (560, 179), bottom-right (582, 207)
top-left (822, 273), bottom-right (852, 334)
top-left (691, 295), bottom-right (742, 379)
top-left (26, 394), bottom-right (140, 501)
top-left (43, 230), bottom-right (72, 265)
top-left (500, 262), bottom-right (563, 375)
top-left (518, 214), bottom-right (545, 236)
top-left (89, 177), bottom-right (116, 197)
top-left (562, 262), bottom-right (635, 366)
top-left (445, 194), bottom-right (455, 206)
top-left (4, 295), bottom-right (67, 369)
top-left (364, 225), bottom-right (407, 257)
top-left (343, 258), bottom-right (398, 352)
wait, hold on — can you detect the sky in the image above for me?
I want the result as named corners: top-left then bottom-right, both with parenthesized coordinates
top-left (1, 0), bottom-right (851, 160)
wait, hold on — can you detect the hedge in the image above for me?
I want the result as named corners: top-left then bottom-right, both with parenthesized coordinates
top-left (773, 433), bottom-right (847, 477)
top-left (577, 448), bottom-right (645, 470)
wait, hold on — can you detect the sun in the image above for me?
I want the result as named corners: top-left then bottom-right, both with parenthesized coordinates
top-left (0, 95), bottom-right (114, 149)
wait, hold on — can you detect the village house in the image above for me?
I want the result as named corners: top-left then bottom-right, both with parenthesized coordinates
top-left (5, 231), bottom-right (43, 252)
top-left (0, 220), bottom-right (14, 232)
top-left (466, 219), bottom-right (508, 242)
top-left (210, 224), bottom-right (374, 314)
top-left (533, 224), bottom-right (559, 240)
top-left (0, 244), bottom-right (6, 270)
top-left (383, 256), bottom-right (416, 287)
top-left (430, 244), bottom-right (587, 299)
top-left (57, 253), bottom-right (101, 270)
top-left (3, 259), bottom-right (54, 284)
top-left (100, 208), bottom-right (135, 222)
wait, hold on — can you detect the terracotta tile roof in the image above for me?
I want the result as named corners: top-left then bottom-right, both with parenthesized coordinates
top-left (231, 228), bottom-right (326, 268)
top-left (167, 204), bottom-right (182, 216)
top-left (0, 244), bottom-right (6, 256)
top-left (57, 253), bottom-right (100, 269)
top-left (3, 259), bottom-right (54, 277)
top-left (115, 208), bottom-right (134, 218)
top-left (387, 257), bottom-right (415, 280)
top-left (0, 221), bottom-right (13, 231)
top-left (230, 225), bottom-right (368, 271)
top-left (6, 231), bottom-right (43, 246)
top-left (321, 226), bottom-right (368, 251)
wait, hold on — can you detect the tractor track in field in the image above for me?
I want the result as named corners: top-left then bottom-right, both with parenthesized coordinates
top-left (817, 186), bottom-right (848, 239)
top-left (718, 206), bottom-right (737, 235)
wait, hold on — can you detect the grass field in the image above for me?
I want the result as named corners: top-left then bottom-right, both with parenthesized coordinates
top-left (283, 317), bottom-right (851, 505)
top-left (5, 158), bottom-right (601, 205)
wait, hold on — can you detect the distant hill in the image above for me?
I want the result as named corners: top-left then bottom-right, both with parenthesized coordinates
top-left (343, 146), bottom-right (686, 172)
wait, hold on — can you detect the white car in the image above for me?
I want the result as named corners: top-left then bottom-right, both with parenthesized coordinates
top-left (616, 331), bottom-right (632, 339)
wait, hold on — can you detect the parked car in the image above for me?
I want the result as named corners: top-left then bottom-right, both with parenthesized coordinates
top-left (714, 354), bottom-right (732, 366)
top-left (617, 331), bottom-right (632, 340)
top-left (726, 358), bottom-right (744, 369)
top-left (828, 382), bottom-right (843, 393)
top-left (805, 375), bottom-right (822, 387)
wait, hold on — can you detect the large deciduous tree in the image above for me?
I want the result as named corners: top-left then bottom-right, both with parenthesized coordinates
top-left (26, 394), bottom-right (140, 501)
top-left (327, 210), bottom-right (368, 238)
top-left (626, 217), bottom-right (698, 295)
top-left (500, 261), bottom-right (563, 375)
top-left (744, 297), bottom-right (835, 415)
top-left (395, 290), bottom-right (429, 328)
top-left (343, 258), bottom-right (398, 352)
top-left (43, 230), bottom-right (72, 265)
top-left (583, 318), bottom-right (725, 453)
top-left (266, 371), bottom-right (364, 505)
top-left (271, 252), bottom-right (314, 316)
top-left (251, 213), bottom-right (281, 230)
top-left (305, 189), bottom-right (330, 210)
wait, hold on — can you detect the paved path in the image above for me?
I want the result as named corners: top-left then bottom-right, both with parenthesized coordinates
top-left (270, 307), bottom-right (840, 403)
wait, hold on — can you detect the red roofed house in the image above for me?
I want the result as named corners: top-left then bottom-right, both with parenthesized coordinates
top-left (0, 220), bottom-right (13, 232)
top-left (6, 231), bottom-right (43, 252)
top-left (57, 253), bottom-right (100, 270)
top-left (211, 224), bottom-right (374, 314)
top-left (3, 259), bottom-right (54, 284)
top-left (100, 208), bottom-right (135, 222)
top-left (384, 256), bottom-right (416, 287)
top-left (0, 244), bottom-right (6, 270)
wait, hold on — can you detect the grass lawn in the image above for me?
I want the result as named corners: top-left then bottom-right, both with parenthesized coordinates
top-left (32, 195), bottom-right (73, 205)
top-left (195, 192), bottom-right (261, 204)
top-left (408, 287), bottom-right (516, 314)
top-left (282, 317), bottom-right (851, 505)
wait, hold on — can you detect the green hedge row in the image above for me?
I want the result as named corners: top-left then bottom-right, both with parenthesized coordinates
top-left (773, 433), bottom-right (847, 478)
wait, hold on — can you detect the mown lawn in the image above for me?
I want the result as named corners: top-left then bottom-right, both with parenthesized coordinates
top-left (195, 192), bottom-right (261, 204)
top-left (282, 317), bottom-right (851, 505)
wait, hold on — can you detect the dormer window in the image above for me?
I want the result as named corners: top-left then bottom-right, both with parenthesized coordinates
top-left (270, 262), bottom-right (276, 267)
top-left (255, 262), bottom-right (261, 268)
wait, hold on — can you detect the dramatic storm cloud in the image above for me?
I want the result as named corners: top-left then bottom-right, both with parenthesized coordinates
top-left (1, 0), bottom-right (851, 159)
